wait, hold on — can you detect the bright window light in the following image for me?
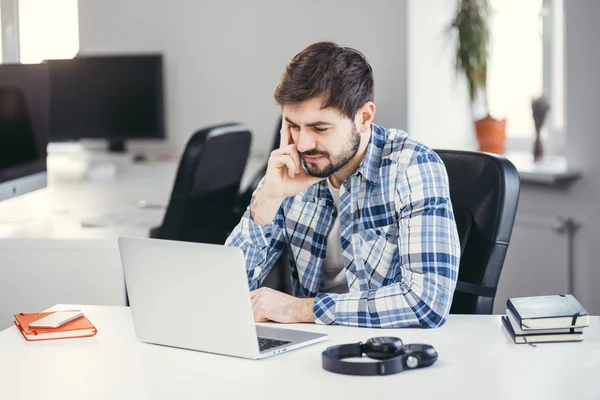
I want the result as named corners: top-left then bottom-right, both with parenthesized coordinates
top-left (18, 0), bottom-right (79, 64)
top-left (487, 0), bottom-right (544, 138)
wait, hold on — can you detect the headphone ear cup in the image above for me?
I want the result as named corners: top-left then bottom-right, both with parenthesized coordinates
top-left (363, 337), bottom-right (404, 360)
top-left (402, 344), bottom-right (438, 367)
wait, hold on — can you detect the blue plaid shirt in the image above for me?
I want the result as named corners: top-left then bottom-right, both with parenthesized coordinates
top-left (225, 124), bottom-right (460, 328)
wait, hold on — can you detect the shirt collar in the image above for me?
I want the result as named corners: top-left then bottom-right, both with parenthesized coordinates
top-left (354, 123), bottom-right (384, 185)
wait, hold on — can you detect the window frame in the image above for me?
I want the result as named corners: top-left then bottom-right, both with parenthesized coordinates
top-left (0, 0), bottom-right (19, 63)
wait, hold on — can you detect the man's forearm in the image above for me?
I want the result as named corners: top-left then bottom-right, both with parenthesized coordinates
top-left (250, 189), bottom-right (283, 226)
top-left (294, 298), bottom-right (315, 323)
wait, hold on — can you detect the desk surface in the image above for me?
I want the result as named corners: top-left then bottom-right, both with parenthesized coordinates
top-left (0, 157), bottom-right (177, 239)
top-left (1, 305), bottom-right (598, 400)
top-left (0, 153), bottom-right (263, 239)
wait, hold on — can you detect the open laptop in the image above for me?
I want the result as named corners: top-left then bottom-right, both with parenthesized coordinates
top-left (118, 236), bottom-right (328, 359)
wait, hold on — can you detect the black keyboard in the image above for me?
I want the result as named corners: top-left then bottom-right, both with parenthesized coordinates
top-left (258, 337), bottom-right (291, 351)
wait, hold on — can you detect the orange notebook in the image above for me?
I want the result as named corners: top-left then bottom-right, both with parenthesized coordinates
top-left (14, 311), bottom-right (97, 341)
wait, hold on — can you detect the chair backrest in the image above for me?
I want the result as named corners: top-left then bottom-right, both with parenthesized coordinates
top-left (435, 150), bottom-right (520, 314)
top-left (234, 117), bottom-right (281, 215)
top-left (157, 123), bottom-right (252, 244)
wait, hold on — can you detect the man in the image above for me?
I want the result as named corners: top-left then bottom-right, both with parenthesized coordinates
top-left (225, 42), bottom-right (460, 328)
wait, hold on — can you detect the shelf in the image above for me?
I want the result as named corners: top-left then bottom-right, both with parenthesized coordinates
top-left (504, 152), bottom-right (582, 186)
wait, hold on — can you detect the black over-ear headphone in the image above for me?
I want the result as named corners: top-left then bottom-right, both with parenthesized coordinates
top-left (321, 337), bottom-right (438, 376)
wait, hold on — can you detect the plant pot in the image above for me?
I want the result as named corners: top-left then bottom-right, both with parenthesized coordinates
top-left (475, 115), bottom-right (506, 154)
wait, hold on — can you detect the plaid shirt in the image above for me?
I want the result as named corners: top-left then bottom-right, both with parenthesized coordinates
top-left (225, 124), bottom-right (460, 328)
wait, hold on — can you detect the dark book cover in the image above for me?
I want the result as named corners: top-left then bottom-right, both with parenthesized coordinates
top-left (502, 316), bottom-right (583, 344)
top-left (507, 294), bottom-right (589, 330)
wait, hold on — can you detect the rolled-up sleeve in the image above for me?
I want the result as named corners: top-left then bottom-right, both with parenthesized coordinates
top-left (225, 180), bottom-right (287, 290)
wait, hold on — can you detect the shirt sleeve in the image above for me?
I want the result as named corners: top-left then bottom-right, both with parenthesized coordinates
top-left (224, 179), bottom-right (288, 290)
top-left (313, 149), bottom-right (461, 328)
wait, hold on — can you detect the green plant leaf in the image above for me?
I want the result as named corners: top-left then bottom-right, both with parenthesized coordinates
top-left (448, 0), bottom-right (491, 110)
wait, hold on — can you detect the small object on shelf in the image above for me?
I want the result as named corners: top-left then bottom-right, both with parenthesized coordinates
top-left (532, 96), bottom-right (550, 162)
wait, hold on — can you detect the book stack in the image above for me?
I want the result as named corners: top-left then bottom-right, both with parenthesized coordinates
top-left (502, 294), bottom-right (590, 345)
top-left (13, 310), bottom-right (97, 342)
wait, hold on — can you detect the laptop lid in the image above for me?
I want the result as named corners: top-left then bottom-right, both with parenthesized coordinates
top-left (118, 236), bottom-right (260, 359)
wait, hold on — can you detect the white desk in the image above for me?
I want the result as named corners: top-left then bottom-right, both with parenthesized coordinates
top-left (0, 305), bottom-right (598, 400)
top-left (0, 155), bottom-right (178, 239)
top-left (0, 152), bottom-right (264, 239)
top-left (0, 153), bottom-right (264, 329)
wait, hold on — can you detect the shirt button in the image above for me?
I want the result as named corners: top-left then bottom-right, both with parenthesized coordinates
top-left (265, 232), bottom-right (272, 238)
top-left (332, 211), bottom-right (338, 218)
top-left (376, 230), bottom-right (381, 236)
top-left (255, 266), bottom-right (262, 277)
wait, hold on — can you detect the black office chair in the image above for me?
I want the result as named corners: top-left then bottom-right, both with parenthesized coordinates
top-left (234, 117), bottom-right (282, 215)
top-left (435, 150), bottom-right (520, 315)
top-left (151, 123), bottom-right (252, 244)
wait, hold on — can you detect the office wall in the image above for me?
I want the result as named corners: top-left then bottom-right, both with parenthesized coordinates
top-left (406, 1), bottom-right (600, 314)
top-left (561, 0), bottom-right (600, 313)
top-left (498, 0), bottom-right (600, 314)
top-left (406, 0), bottom-right (475, 150)
top-left (0, 240), bottom-right (126, 330)
top-left (77, 0), bottom-right (408, 158)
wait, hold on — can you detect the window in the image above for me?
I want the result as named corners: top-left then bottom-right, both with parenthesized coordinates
top-left (0, 0), bottom-right (78, 63)
top-left (487, 0), bottom-right (564, 144)
top-left (0, 6), bottom-right (3, 63)
top-left (19, 0), bottom-right (79, 63)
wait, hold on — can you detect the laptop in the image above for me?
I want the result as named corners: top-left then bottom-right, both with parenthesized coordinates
top-left (118, 236), bottom-right (328, 359)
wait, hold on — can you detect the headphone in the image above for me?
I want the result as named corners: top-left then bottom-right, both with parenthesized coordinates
top-left (321, 337), bottom-right (438, 376)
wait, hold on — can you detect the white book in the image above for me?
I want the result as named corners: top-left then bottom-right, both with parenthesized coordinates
top-left (506, 309), bottom-right (584, 335)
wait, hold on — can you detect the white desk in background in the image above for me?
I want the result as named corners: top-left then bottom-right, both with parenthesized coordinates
top-left (0, 152), bottom-right (264, 330)
top-left (0, 152), bottom-right (263, 239)
top-left (0, 304), bottom-right (598, 400)
top-left (0, 154), bottom-right (176, 239)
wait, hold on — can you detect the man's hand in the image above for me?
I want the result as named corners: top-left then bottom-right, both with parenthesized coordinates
top-left (250, 287), bottom-right (315, 324)
top-left (250, 117), bottom-right (325, 226)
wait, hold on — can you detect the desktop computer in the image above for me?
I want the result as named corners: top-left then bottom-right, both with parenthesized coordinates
top-left (0, 63), bottom-right (49, 202)
top-left (46, 53), bottom-right (165, 152)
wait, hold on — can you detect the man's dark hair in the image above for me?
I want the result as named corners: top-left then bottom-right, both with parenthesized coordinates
top-left (274, 42), bottom-right (374, 120)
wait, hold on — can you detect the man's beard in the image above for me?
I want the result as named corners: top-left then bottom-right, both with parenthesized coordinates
top-left (301, 124), bottom-right (361, 178)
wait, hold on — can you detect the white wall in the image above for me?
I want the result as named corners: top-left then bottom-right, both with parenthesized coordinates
top-left (561, 0), bottom-right (600, 313)
top-left (0, 240), bottom-right (126, 330)
top-left (407, 0), bottom-right (600, 314)
top-left (407, 0), bottom-right (475, 150)
top-left (77, 0), bottom-right (408, 158)
top-left (493, 0), bottom-right (600, 314)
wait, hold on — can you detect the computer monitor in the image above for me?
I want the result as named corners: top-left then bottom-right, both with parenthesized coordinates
top-left (0, 63), bottom-right (49, 202)
top-left (46, 54), bottom-right (165, 152)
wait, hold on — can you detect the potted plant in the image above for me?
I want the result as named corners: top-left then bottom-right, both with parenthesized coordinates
top-left (448, 0), bottom-right (506, 154)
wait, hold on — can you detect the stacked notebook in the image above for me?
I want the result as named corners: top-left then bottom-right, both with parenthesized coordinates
top-left (13, 310), bottom-right (97, 342)
top-left (502, 294), bottom-right (589, 344)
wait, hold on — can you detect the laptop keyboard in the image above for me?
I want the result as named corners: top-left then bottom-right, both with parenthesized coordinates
top-left (258, 337), bottom-right (291, 352)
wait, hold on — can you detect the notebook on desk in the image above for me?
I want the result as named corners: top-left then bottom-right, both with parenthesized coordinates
top-left (501, 315), bottom-right (583, 344)
top-left (14, 310), bottom-right (97, 341)
top-left (503, 294), bottom-right (589, 345)
top-left (507, 294), bottom-right (589, 330)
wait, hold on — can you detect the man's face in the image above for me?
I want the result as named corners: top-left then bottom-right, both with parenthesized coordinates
top-left (283, 97), bottom-right (361, 178)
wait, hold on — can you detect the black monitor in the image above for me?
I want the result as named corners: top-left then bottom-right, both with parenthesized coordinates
top-left (46, 54), bottom-right (165, 152)
top-left (0, 63), bottom-right (49, 202)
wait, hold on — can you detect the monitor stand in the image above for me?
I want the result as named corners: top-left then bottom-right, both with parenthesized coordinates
top-left (108, 139), bottom-right (127, 153)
